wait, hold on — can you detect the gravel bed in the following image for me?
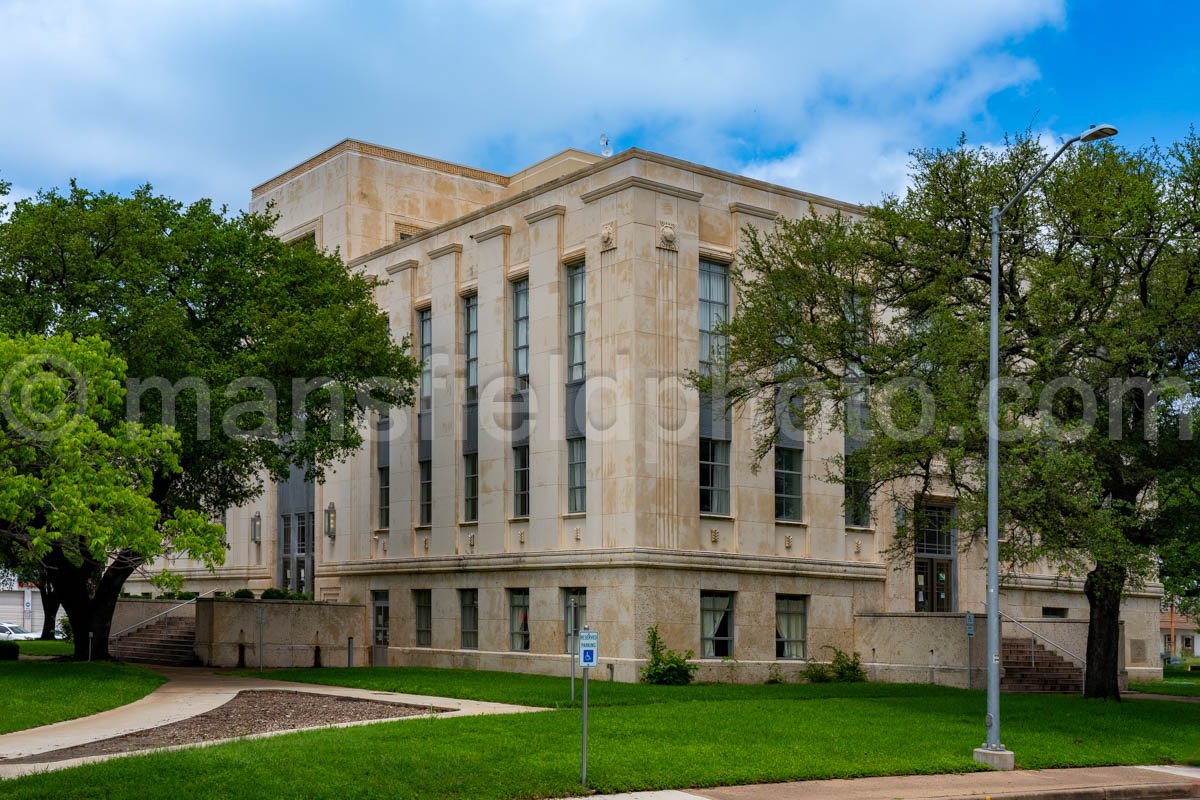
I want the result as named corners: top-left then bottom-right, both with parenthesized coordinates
top-left (4, 690), bottom-right (440, 764)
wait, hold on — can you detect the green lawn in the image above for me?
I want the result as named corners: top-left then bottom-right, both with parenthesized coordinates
top-left (15, 640), bottom-right (74, 657)
top-left (2, 668), bottom-right (1198, 800)
top-left (0, 660), bottom-right (166, 735)
top-left (1130, 665), bottom-right (1200, 698)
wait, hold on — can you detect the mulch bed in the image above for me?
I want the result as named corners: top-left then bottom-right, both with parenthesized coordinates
top-left (4, 690), bottom-right (440, 764)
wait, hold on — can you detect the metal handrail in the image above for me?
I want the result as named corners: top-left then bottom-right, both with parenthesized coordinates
top-left (109, 589), bottom-right (216, 639)
top-left (999, 610), bottom-right (1086, 667)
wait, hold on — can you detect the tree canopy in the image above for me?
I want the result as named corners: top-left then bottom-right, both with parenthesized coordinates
top-left (0, 182), bottom-right (420, 657)
top-left (717, 131), bottom-right (1200, 699)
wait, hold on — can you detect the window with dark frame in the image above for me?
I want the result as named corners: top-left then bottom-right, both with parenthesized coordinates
top-left (775, 594), bottom-right (808, 659)
top-left (419, 461), bottom-right (432, 526)
top-left (699, 438), bottom-right (730, 515)
top-left (512, 279), bottom-right (529, 380)
top-left (774, 446), bottom-right (803, 521)
top-left (378, 466), bottom-right (390, 528)
top-left (460, 589), bottom-right (479, 649)
top-left (567, 438), bottom-right (586, 514)
top-left (414, 589), bottom-right (432, 647)
top-left (513, 445), bottom-right (530, 518)
top-left (566, 262), bottom-right (586, 382)
top-left (463, 453), bottom-right (479, 522)
top-left (509, 588), bottom-right (530, 651)
top-left (700, 590), bottom-right (734, 658)
top-left (464, 294), bottom-right (478, 401)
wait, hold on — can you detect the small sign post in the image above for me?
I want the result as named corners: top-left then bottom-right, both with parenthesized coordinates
top-left (578, 626), bottom-right (599, 786)
top-left (965, 612), bottom-right (975, 689)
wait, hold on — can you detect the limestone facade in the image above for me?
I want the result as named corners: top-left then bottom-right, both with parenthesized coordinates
top-left (134, 139), bottom-right (1162, 684)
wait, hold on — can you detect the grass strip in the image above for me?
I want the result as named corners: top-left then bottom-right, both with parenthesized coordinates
top-left (0, 660), bottom-right (166, 735)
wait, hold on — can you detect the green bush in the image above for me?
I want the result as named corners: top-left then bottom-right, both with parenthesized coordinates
top-left (827, 646), bottom-right (868, 682)
top-left (260, 588), bottom-right (288, 600)
top-left (640, 625), bottom-right (698, 685)
top-left (0, 641), bottom-right (18, 660)
top-left (233, 588), bottom-right (255, 599)
top-left (58, 615), bottom-right (73, 641)
top-left (803, 659), bottom-right (833, 683)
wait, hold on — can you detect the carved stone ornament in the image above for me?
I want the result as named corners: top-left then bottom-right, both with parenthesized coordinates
top-left (658, 220), bottom-right (677, 250)
top-left (784, 534), bottom-right (793, 549)
top-left (600, 222), bottom-right (616, 251)
top-left (710, 528), bottom-right (720, 543)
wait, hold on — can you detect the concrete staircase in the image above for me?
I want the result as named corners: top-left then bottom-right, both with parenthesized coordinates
top-left (110, 616), bottom-right (198, 666)
top-left (1001, 637), bottom-right (1083, 693)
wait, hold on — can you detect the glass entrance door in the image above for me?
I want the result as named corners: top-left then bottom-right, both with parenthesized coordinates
top-left (915, 558), bottom-right (952, 612)
top-left (372, 591), bottom-right (390, 666)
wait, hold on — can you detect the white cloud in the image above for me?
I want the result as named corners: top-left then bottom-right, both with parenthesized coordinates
top-left (0, 0), bottom-right (1066, 209)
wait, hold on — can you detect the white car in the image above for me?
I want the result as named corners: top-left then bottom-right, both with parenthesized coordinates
top-left (0, 622), bottom-right (39, 641)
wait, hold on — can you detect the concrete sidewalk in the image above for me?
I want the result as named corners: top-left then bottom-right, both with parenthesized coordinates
top-left (0, 666), bottom-right (544, 778)
top-left (571, 766), bottom-right (1200, 800)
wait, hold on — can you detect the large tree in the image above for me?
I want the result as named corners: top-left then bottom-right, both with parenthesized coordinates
top-left (0, 182), bottom-right (419, 659)
top-left (716, 131), bottom-right (1200, 700)
top-left (0, 334), bottom-right (224, 659)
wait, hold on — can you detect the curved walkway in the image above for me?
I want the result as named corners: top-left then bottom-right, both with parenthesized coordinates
top-left (0, 666), bottom-right (544, 779)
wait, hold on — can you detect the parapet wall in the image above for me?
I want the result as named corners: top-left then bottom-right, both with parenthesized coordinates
top-left (194, 598), bottom-right (369, 669)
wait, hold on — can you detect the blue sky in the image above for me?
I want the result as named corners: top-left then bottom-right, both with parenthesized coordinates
top-left (1, 0), bottom-right (1196, 212)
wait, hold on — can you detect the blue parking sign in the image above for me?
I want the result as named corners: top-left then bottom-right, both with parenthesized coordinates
top-left (578, 629), bottom-right (599, 669)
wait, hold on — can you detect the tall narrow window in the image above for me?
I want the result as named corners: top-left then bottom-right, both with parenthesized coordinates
top-left (566, 262), bottom-right (586, 382)
top-left (418, 307), bottom-right (433, 527)
top-left (512, 279), bottom-right (529, 380)
top-left (844, 383), bottom-right (871, 527)
top-left (567, 438), bottom-right (586, 514)
top-left (463, 295), bottom-right (479, 524)
top-left (699, 438), bottom-right (730, 515)
top-left (414, 589), bottom-right (432, 647)
top-left (513, 445), bottom-right (530, 518)
top-left (699, 259), bottom-right (731, 515)
top-left (775, 595), bottom-right (808, 659)
top-left (419, 308), bottom-right (433, 400)
top-left (914, 502), bottom-right (955, 613)
top-left (463, 453), bottom-right (479, 522)
top-left (509, 588), bottom-right (530, 651)
top-left (701, 591), bottom-right (734, 658)
top-left (460, 589), bottom-right (479, 649)
top-left (463, 295), bottom-right (478, 401)
top-left (774, 447), bottom-right (803, 521)
top-left (419, 461), bottom-right (432, 526)
top-left (698, 259), bottom-right (729, 375)
top-left (378, 466), bottom-right (390, 528)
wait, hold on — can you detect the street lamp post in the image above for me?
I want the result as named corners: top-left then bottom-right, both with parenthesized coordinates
top-left (974, 123), bottom-right (1117, 771)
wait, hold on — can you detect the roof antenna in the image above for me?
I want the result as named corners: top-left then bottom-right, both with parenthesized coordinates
top-left (600, 134), bottom-right (612, 158)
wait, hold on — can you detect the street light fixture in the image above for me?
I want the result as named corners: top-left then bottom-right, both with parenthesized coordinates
top-left (975, 123), bottom-right (1117, 771)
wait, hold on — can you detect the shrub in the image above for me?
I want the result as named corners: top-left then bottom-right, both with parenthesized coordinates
top-left (826, 646), bottom-right (868, 682)
top-left (640, 625), bottom-right (698, 685)
top-left (58, 616), bottom-right (73, 641)
top-left (803, 659), bottom-right (833, 683)
top-left (233, 588), bottom-right (255, 599)
top-left (260, 588), bottom-right (289, 600)
top-left (0, 641), bottom-right (18, 660)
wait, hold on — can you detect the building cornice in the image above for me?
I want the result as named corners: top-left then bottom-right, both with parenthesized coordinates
top-left (385, 259), bottom-right (419, 276)
top-left (580, 176), bottom-right (703, 205)
top-left (523, 205), bottom-right (567, 224)
top-left (427, 243), bottom-right (463, 259)
top-left (729, 202), bottom-right (779, 220)
top-left (470, 224), bottom-right (512, 243)
top-left (347, 148), bottom-right (865, 269)
top-left (251, 138), bottom-right (509, 198)
top-left (312, 547), bottom-right (889, 581)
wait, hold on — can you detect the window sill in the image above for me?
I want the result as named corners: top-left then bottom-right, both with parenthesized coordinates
top-left (459, 521), bottom-right (478, 527)
top-left (844, 524), bottom-right (875, 533)
top-left (562, 512), bottom-right (587, 519)
top-left (509, 517), bottom-right (530, 523)
top-left (414, 525), bottom-right (431, 532)
top-left (774, 519), bottom-right (808, 527)
top-left (700, 513), bottom-right (735, 521)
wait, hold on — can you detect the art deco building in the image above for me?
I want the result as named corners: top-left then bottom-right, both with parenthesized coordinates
top-left (143, 139), bottom-right (1162, 684)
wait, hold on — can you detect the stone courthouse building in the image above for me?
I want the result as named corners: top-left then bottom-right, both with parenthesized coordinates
top-left (141, 139), bottom-right (1162, 684)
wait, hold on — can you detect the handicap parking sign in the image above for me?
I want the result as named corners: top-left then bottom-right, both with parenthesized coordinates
top-left (578, 629), bottom-right (599, 669)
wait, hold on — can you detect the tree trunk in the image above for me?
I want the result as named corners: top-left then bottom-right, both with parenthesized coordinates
top-left (44, 545), bottom-right (139, 661)
top-left (36, 580), bottom-right (60, 640)
top-left (1084, 561), bottom-right (1126, 700)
